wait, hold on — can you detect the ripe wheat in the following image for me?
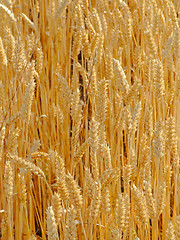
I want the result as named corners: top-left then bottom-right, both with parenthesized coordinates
top-left (0, 0), bottom-right (179, 239)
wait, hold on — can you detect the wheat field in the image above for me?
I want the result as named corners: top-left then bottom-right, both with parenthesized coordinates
top-left (0, 0), bottom-right (180, 239)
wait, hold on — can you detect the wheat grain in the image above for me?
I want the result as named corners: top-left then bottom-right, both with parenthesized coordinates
top-left (4, 160), bottom-right (13, 203)
top-left (0, 37), bottom-right (7, 68)
top-left (46, 206), bottom-right (59, 240)
top-left (66, 172), bottom-right (83, 212)
top-left (65, 205), bottom-right (77, 240)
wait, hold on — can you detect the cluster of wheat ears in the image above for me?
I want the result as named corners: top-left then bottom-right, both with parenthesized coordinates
top-left (0, 0), bottom-right (180, 239)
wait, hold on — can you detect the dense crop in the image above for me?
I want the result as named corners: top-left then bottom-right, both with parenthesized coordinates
top-left (0, 0), bottom-right (180, 239)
